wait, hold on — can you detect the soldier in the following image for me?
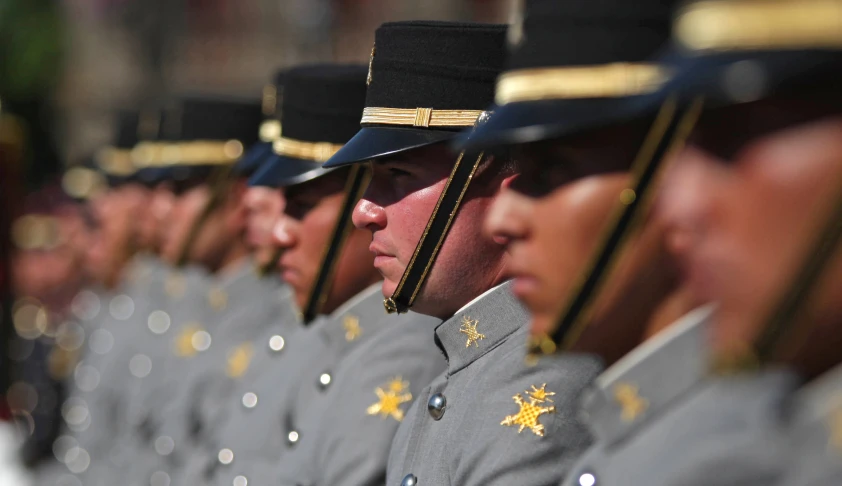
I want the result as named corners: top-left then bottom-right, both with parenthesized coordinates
top-left (191, 63), bottom-right (431, 486)
top-left (453, 1), bottom-right (719, 486)
top-left (94, 95), bottom-right (297, 486)
top-left (637, 0), bottom-right (842, 484)
top-left (322, 21), bottom-right (602, 486)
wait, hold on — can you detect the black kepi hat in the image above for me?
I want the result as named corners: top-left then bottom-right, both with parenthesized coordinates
top-left (249, 64), bottom-right (370, 323)
top-left (323, 21), bottom-right (506, 168)
top-left (237, 69), bottom-right (288, 177)
top-left (461, 0), bottom-right (677, 150)
top-left (325, 21), bottom-right (508, 315)
top-left (249, 64), bottom-right (368, 187)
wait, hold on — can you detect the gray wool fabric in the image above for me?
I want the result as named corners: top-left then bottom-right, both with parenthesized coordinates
top-left (780, 363), bottom-right (842, 486)
top-left (386, 281), bottom-right (603, 486)
top-left (272, 310), bottom-right (446, 486)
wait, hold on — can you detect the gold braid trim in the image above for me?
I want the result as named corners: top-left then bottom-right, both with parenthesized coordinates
top-left (495, 64), bottom-right (670, 105)
top-left (361, 107), bottom-right (485, 128)
top-left (272, 136), bottom-right (343, 163)
top-left (676, 0), bottom-right (842, 52)
top-left (131, 140), bottom-right (244, 168)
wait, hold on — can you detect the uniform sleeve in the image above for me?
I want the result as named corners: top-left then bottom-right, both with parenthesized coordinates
top-left (454, 352), bottom-right (602, 486)
top-left (280, 332), bottom-right (446, 486)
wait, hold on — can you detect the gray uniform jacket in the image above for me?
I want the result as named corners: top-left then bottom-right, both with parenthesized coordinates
top-left (202, 283), bottom-right (391, 486)
top-left (561, 306), bottom-right (713, 486)
top-left (131, 262), bottom-right (300, 484)
top-left (273, 310), bottom-right (445, 486)
top-left (780, 363), bottom-right (842, 486)
top-left (386, 282), bottom-right (603, 486)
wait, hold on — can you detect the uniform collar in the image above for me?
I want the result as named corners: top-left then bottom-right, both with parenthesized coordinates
top-left (581, 304), bottom-right (715, 445)
top-left (792, 361), bottom-right (842, 430)
top-left (317, 282), bottom-right (386, 346)
top-left (434, 281), bottom-right (528, 376)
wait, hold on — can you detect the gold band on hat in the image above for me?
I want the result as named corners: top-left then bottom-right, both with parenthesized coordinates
top-left (95, 147), bottom-right (136, 176)
top-left (259, 120), bottom-right (282, 142)
top-left (131, 140), bottom-right (244, 168)
top-left (495, 63), bottom-right (670, 105)
top-left (361, 107), bottom-right (486, 128)
top-left (677, 0), bottom-right (842, 52)
top-left (272, 136), bottom-right (343, 163)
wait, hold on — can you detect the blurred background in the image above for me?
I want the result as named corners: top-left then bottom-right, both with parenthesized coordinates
top-left (0, 0), bottom-right (512, 476)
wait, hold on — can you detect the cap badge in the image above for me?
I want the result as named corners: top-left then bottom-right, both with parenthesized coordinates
top-left (343, 315), bottom-right (362, 342)
top-left (366, 377), bottom-right (412, 422)
top-left (501, 383), bottom-right (556, 437)
top-left (226, 343), bottom-right (254, 378)
top-left (367, 44), bottom-right (375, 86)
top-left (613, 383), bottom-right (649, 423)
top-left (459, 315), bottom-right (485, 348)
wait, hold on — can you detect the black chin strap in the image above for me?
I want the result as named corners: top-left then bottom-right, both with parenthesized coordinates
top-left (301, 165), bottom-right (371, 323)
top-left (384, 149), bottom-right (485, 314)
top-left (536, 96), bottom-right (704, 355)
top-left (176, 164), bottom-right (235, 268)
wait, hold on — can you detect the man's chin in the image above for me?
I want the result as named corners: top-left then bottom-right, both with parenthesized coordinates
top-left (380, 279), bottom-right (397, 299)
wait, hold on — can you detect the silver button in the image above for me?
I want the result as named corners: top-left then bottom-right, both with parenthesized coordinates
top-left (268, 335), bottom-right (285, 352)
top-left (578, 472), bottom-right (597, 486)
top-left (427, 393), bottom-right (446, 420)
top-left (242, 392), bottom-right (258, 409)
top-left (233, 475), bottom-right (248, 486)
top-left (401, 473), bottom-right (418, 486)
top-left (218, 448), bottom-right (234, 465)
top-left (318, 372), bottom-right (332, 390)
top-left (287, 430), bottom-right (299, 445)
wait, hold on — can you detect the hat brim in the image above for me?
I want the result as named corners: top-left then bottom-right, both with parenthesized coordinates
top-left (248, 153), bottom-right (336, 188)
top-left (323, 127), bottom-right (456, 168)
top-left (457, 95), bottom-right (663, 151)
top-left (658, 49), bottom-right (842, 108)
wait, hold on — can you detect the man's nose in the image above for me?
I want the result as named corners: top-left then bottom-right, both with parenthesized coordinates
top-left (352, 197), bottom-right (387, 232)
top-left (271, 215), bottom-right (297, 249)
top-left (484, 188), bottom-right (533, 247)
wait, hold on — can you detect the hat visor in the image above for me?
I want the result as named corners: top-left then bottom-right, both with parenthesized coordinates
top-left (248, 152), bottom-right (335, 188)
top-left (323, 127), bottom-right (456, 168)
top-left (457, 95), bottom-right (664, 150)
top-left (235, 142), bottom-right (275, 176)
top-left (657, 48), bottom-right (842, 108)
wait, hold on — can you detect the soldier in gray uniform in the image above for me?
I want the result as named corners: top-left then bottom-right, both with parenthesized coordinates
top-left (85, 96), bottom-right (299, 486)
top-left (322, 21), bottom-right (603, 486)
top-left (453, 1), bottom-right (737, 486)
top-left (529, 0), bottom-right (842, 484)
top-left (176, 64), bottom-right (429, 486)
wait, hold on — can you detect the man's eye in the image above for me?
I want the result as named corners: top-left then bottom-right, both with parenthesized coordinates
top-left (388, 167), bottom-right (411, 178)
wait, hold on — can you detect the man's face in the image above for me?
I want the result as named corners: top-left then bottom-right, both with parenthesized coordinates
top-left (274, 171), bottom-right (377, 313)
top-left (244, 186), bottom-right (284, 268)
top-left (160, 181), bottom-right (244, 268)
top-left (353, 144), bottom-right (510, 318)
top-left (658, 98), bottom-right (842, 355)
top-left (88, 186), bottom-right (143, 286)
top-left (484, 124), bottom-right (660, 337)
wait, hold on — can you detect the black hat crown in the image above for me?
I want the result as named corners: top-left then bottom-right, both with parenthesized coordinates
top-left (363, 21), bottom-right (507, 131)
top-left (249, 64), bottom-right (368, 188)
top-left (278, 64), bottom-right (368, 149)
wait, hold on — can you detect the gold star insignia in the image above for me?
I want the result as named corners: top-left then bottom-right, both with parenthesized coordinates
top-left (343, 315), bottom-right (362, 342)
top-left (613, 383), bottom-right (649, 423)
top-left (459, 315), bottom-right (485, 348)
top-left (501, 383), bottom-right (556, 437)
top-left (174, 324), bottom-right (204, 357)
top-left (366, 377), bottom-right (412, 422)
top-left (226, 343), bottom-right (254, 378)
